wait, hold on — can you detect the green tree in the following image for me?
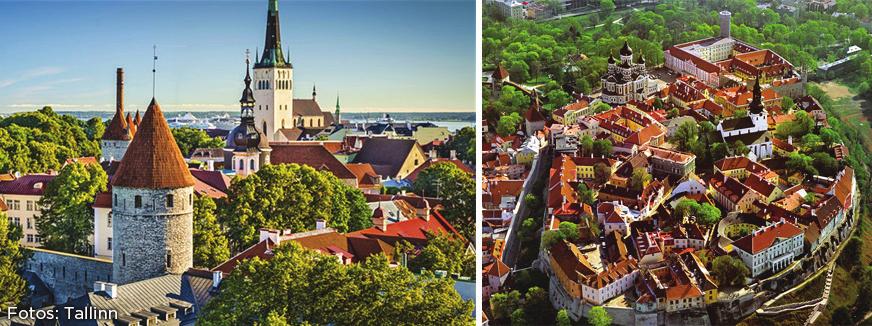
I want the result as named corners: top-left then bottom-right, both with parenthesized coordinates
top-left (674, 199), bottom-right (700, 220)
top-left (84, 117), bottom-right (105, 141)
top-left (541, 230), bottom-right (564, 249)
top-left (412, 162), bottom-right (475, 240)
top-left (592, 140), bottom-right (612, 157)
top-left (839, 236), bottom-right (862, 267)
top-left (594, 162), bottom-right (612, 184)
top-left (171, 127), bottom-right (224, 157)
top-left (192, 196), bottom-right (230, 268)
top-left (580, 135), bottom-right (594, 155)
top-left (496, 112), bottom-right (524, 137)
top-left (556, 309), bottom-right (571, 326)
top-left (629, 168), bottom-right (651, 192)
top-left (559, 222), bottom-right (580, 241)
top-left (36, 162), bottom-right (107, 255)
top-left (670, 121), bottom-right (699, 152)
top-left (0, 107), bottom-right (102, 174)
top-left (711, 255), bottom-right (749, 287)
top-left (781, 96), bottom-right (795, 111)
top-left (442, 126), bottom-right (475, 162)
top-left (600, 0), bottom-right (616, 18)
top-left (787, 152), bottom-right (818, 176)
top-left (577, 182), bottom-right (596, 206)
top-left (199, 242), bottom-right (473, 324)
top-left (696, 203), bottom-right (722, 225)
top-left (408, 232), bottom-right (474, 276)
top-left (0, 214), bottom-right (26, 312)
top-left (524, 286), bottom-right (550, 316)
top-left (588, 306), bottom-right (612, 326)
top-left (511, 308), bottom-right (528, 325)
top-left (733, 109), bottom-right (748, 118)
top-left (820, 128), bottom-right (841, 144)
top-left (222, 164), bottom-right (370, 250)
top-left (490, 290), bottom-right (522, 321)
top-left (811, 152), bottom-right (839, 177)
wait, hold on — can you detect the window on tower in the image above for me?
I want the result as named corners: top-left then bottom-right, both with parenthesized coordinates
top-left (134, 195), bottom-right (142, 208)
top-left (166, 194), bottom-right (174, 208)
top-left (250, 159), bottom-right (255, 170)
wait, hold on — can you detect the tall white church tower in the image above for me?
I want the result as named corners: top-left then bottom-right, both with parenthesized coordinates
top-left (253, 0), bottom-right (294, 141)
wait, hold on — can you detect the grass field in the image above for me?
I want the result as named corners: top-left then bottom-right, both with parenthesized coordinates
top-left (816, 81), bottom-right (872, 152)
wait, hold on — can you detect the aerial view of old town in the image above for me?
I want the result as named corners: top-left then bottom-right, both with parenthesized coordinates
top-left (482, 0), bottom-right (870, 325)
top-left (0, 0), bottom-right (475, 324)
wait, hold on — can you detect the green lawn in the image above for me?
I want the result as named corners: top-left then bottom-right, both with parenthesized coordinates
top-left (815, 81), bottom-right (872, 152)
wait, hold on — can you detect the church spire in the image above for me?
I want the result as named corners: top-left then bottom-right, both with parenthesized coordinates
top-left (240, 50), bottom-right (256, 115)
top-left (334, 93), bottom-right (341, 125)
top-left (749, 76), bottom-right (764, 115)
top-left (256, 0), bottom-right (289, 68)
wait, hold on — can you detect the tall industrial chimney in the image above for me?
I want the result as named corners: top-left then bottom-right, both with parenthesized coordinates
top-left (719, 11), bottom-right (731, 39)
top-left (116, 68), bottom-right (124, 112)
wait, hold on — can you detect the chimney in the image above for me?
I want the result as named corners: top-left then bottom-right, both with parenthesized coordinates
top-left (430, 149), bottom-right (438, 159)
top-left (450, 150), bottom-right (457, 160)
top-left (116, 68), bottom-right (124, 113)
top-left (104, 283), bottom-right (118, 299)
top-left (206, 160), bottom-right (214, 171)
top-left (373, 217), bottom-right (388, 231)
top-left (315, 219), bottom-right (326, 230)
top-left (93, 281), bottom-right (106, 293)
top-left (259, 228), bottom-right (279, 243)
top-left (212, 271), bottom-right (222, 289)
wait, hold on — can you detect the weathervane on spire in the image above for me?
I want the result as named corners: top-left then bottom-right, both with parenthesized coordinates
top-left (152, 45), bottom-right (158, 98)
top-left (245, 48), bottom-right (251, 65)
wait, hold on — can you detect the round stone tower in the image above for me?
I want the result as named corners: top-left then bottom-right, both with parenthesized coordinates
top-left (101, 68), bottom-right (133, 162)
top-left (110, 98), bottom-right (195, 285)
top-left (719, 11), bottom-right (732, 39)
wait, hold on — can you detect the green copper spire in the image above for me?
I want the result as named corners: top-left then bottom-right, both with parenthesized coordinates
top-left (256, 0), bottom-right (290, 68)
top-left (334, 94), bottom-right (341, 126)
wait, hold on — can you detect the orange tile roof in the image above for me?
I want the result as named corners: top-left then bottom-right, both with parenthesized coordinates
top-left (731, 220), bottom-right (802, 254)
top-left (112, 98), bottom-right (195, 189)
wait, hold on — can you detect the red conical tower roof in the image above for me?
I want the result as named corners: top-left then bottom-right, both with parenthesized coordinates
top-left (134, 110), bottom-right (142, 126)
top-left (126, 112), bottom-right (137, 136)
top-left (102, 106), bottom-right (131, 141)
top-left (112, 98), bottom-right (195, 189)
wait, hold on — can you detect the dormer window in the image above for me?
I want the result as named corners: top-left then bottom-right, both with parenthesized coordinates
top-left (33, 182), bottom-right (43, 189)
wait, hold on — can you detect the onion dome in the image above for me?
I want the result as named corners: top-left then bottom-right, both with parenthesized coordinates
top-left (620, 41), bottom-right (633, 56)
top-left (608, 55), bottom-right (615, 64)
top-left (240, 63), bottom-right (255, 106)
top-left (749, 76), bottom-right (764, 115)
top-left (637, 52), bottom-right (646, 64)
top-left (112, 98), bottom-right (195, 189)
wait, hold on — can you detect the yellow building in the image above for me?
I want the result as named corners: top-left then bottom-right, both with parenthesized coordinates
top-left (571, 156), bottom-right (616, 180)
top-left (412, 126), bottom-right (451, 145)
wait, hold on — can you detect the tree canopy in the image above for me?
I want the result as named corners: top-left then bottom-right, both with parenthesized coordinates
top-left (198, 242), bottom-right (473, 325)
top-left (399, 231), bottom-right (474, 277)
top-left (0, 107), bottom-right (102, 174)
top-left (0, 214), bottom-right (26, 311)
top-left (171, 127), bottom-right (224, 158)
top-left (36, 162), bottom-right (107, 255)
top-left (711, 255), bottom-right (749, 287)
top-left (222, 164), bottom-right (370, 250)
top-left (412, 162), bottom-right (475, 240)
top-left (192, 195), bottom-right (230, 268)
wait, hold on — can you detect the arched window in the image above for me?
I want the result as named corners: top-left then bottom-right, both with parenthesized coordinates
top-left (282, 119), bottom-right (285, 129)
top-left (250, 159), bottom-right (255, 170)
top-left (238, 159), bottom-right (244, 170)
top-left (263, 121), bottom-right (268, 135)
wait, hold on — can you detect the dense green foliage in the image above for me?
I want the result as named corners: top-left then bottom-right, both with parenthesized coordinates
top-left (588, 306), bottom-right (612, 326)
top-left (712, 255), bottom-right (750, 287)
top-left (440, 126), bottom-right (475, 163)
top-left (171, 127), bottom-right (224, 157)
top-left (36, 162), bottom-right (107, 255)
top-left (0, 107), bottom-right (102, 173)
top-left (0, 214), bottom-right (26, 311)
top-left (674, 199), bottom-right (722, 225)
top-left (192, 196), bottom-right (230, 268)
top-left (412, 162), bottom-right (476, 240)
top-left (396, 232), bottom-right (474, 277)
top-left (198, 242), bottom-right (473, 325)
top-left (222, 164), bottom-right (370, 250)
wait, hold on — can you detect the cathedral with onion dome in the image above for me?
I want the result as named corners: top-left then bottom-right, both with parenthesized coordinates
top-left (600, 41), bottom-right (658, 105)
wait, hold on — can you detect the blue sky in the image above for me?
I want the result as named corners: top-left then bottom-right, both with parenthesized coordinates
top-left (0, 0), bottom-right (475, 113)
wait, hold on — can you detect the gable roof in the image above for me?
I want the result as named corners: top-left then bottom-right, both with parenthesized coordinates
top-left (406, 159), bottom-right (472, 182)
top-left (0, 174), bottom-right (56, 196)
top-left (345, 163), bottom-right (382, 187)
top-left (293, 99), bottom-right (323, 117)
top-left (731, 220), bottom-right (802, 254)
top-left (112, 98), bottom-right (195, 189)
top-left (349, 210), bottom-right (461, 244)
top-left (352, 138), bottom-right (420, 178)
top-left (270, 143), bottom-right (357, 180)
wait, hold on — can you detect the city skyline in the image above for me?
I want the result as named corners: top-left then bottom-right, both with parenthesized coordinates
top-left (0, 0), bottom-right (475, 113)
